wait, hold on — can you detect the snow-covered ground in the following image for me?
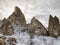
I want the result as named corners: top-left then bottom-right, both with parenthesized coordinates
top-left (0, 25), bottom-right (60, 45)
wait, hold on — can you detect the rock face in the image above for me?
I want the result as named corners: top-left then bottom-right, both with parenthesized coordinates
top-left (0, 40), bottom-right (6, 45)
top-left (0, 6), bottom-right (60, 37)
top-left (0, 36), bottom-right (6, 45)
top-left (7, 37), bottom-right (17, 45)
top-left (0, 6), bottom-right (26, 35)
top-left (0, 19), bottom-right (14, 35)
top-left (1, 6), bottom-right (60, 45)
top-left (28, 17), bottom-right (48, 36)
top-left (54, 16), bottom-right (60, 35)
top-left (0, 36), bottom-right (16, 45)
top-left (8, 6), bottom-right (26, 26)
top-left (48, 15), bottom-right (60, 37)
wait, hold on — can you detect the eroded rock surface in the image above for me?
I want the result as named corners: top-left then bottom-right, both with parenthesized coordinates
top-left (8, 6), bottom-right (26, 26)
top-left (48, 15), bottom-right (60, 37)
top-left (28, 17), bottom-right (48, 36)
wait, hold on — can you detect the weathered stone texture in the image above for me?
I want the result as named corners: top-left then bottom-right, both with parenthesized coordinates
top-left (48, 15), bottom-right (60, 37)
top-left (28, 17), bottom-right (48, 36)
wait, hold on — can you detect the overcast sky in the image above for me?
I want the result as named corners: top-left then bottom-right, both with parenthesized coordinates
top-left (0, 0), bottom-right (60, 27)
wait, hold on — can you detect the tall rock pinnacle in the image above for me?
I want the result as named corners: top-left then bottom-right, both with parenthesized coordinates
top-left (8, 6), bottom-right (26, 25)
top-left (48, 15), bottom-right (59, 37)
top-left (53, 16), bottom-right (59, 26)
top-left (29, 17), bottom-right (48, 36)
top-left (0, 6), bottom-right (26, 35)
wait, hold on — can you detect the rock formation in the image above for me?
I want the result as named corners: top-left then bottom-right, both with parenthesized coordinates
top-left (0, 40), bottom-right (6, 45)
top-left (0, 36), bottom-right (6, 45)
top-left (0, 36), bottom-right (16, 45)
top-left (0, 6), bottom-right (60, 45)
top-left (0, 6), bottom-right (26, 35)
top-left (8, 6), bottom-right (26, 26)
top-left (7, 37), bottom-right (17, 45)
top-left (0, 6), bottom-right (60, 37)
top-left (48, 15), bottom-right (60, 37)
top-left (54, 16), bottom-right (60, 35)
top-left (0, 19), bottom-right (14, 35)
top-left (28, 17), bottom-right (48, 36)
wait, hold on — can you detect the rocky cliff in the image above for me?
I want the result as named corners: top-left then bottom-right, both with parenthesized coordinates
top-left (0, 6), bottom-right (60, 45)
top-left (0, 6), bottom-right (60, 37)
top-left (0, 6), bottom-right (26, 35)
top-left (8, 6), bottom-right (26, 26)
top-left (48, 15), bottom-right (60, 37)
top-left (28, 17), bottom-right (48, 36)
